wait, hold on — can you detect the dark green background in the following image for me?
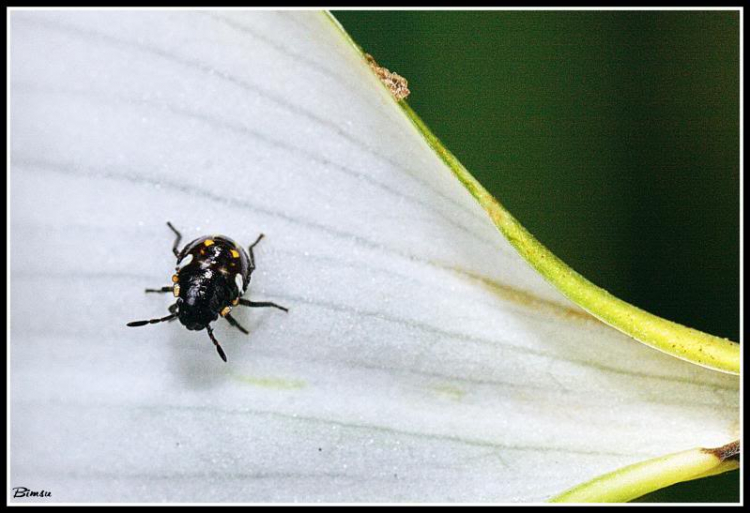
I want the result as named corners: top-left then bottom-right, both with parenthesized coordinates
top-left (333, 10), bottom-right (740, 503)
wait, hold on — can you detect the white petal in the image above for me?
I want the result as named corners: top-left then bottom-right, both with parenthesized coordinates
top-left (10, 10), bottom-right (737, 503)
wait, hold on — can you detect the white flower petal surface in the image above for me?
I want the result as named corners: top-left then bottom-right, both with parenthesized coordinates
top-left (10, 10), bottom-right (738, 503)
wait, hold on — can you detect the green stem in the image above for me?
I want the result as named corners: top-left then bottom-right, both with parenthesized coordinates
top-left (550, 441), bottom-right (739, 503)
top-left (398, 103), bottom-right (739, 374)
top-left (325, 11), bottom-right (739, 375)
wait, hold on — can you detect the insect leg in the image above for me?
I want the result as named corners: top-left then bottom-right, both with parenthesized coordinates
top-left (168, 303), bottom-right (179, 316)
top-left (145, 286), bottom-right (173, 293)
top-left (225, 313), bottom-right (249, 335)
top-left (127, 313), bottom-right (178, 327)
top-left (206, 325), bottom-right (228, 362)
top-left (167, 221), bottom-right (182, 257)
top-left (239, 299), bottom-right (289, 312)
top-left (247, 233), bottom-right (264, 271)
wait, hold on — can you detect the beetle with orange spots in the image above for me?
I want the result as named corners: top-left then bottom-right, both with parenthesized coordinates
top-left (127, 222), bottom-right (288, 362)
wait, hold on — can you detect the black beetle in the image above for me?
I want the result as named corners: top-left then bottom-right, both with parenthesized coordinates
top-left (127, 222), bottom-right (288, 362)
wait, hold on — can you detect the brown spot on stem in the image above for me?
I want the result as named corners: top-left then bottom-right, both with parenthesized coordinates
top-left (702, 440), bottom-right (740, 461)
top-left (366, 53), bottom-right (410, 101)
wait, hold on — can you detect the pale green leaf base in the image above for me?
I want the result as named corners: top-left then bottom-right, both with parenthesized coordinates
top-left (550, 442), bottom-right (739, 503)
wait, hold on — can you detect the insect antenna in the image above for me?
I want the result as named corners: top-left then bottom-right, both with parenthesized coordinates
top-left (127, 313), bottom-right (178, 327)
top-left (248, 233), bottom-right (265, 251)
top-left (206, 325), bottom-right (228, 362)
top-left (167, 221), bottom-right (183, 257)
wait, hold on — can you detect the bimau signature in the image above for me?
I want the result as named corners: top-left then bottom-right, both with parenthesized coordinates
top-left (12, 487), bottom-right (51, 498)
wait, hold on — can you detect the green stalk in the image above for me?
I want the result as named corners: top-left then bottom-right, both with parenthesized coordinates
top-left (399, 102), bottom-right (739, 374)
top-left (325, 11), bottom-right (739, 375)
top-left (550, 441), bottom-right (739, 503)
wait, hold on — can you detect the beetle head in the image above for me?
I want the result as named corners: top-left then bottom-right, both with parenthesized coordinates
top-left (176, 275), bottom-right (231, 331)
